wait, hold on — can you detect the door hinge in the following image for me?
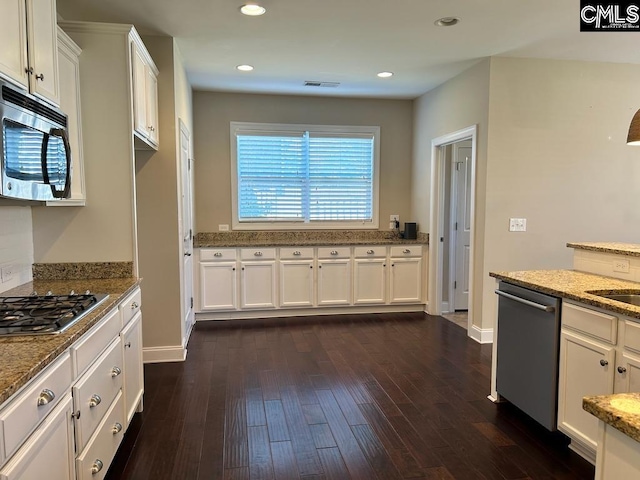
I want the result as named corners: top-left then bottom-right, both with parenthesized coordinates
top-left (188, 158), bottom-right (192, 171)
top-left (190, 297), bottom-right (194, 309)
top-left (454, 281), bottom-right (457, 289)
top-left (454, 222), bottom-right (458, 231)
top-left (189, 228), bottom-right (193, 240)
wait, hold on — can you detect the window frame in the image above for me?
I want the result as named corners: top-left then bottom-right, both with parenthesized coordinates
top-left (230, 121), bottom-right (380, 230)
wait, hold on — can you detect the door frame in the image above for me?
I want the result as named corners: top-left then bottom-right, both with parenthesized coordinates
top-left (428, 125), bottom-right (477, 339)
top-left (178, 119), bottom-right (194, 348)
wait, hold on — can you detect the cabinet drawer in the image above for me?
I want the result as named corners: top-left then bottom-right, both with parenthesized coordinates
top-left (280, 247), bottom-right (314, 260)
top-left (317, 247), bottom-right (350, 258)
top-left (390, 245), bottom-right (423, 257)
top-left (354, 246), bottom-right (386, 258)
top-left (562, 302), bottom-right (617, 344)
top-left (200, 248), bottom-right (237, 261)
top-left (72, 308), bottom-right (120, 377)
top-left (119, 287), bottom-right (142, 328)
top-left (72, 338), bottom-right (123, 453)
top-left (624, 320), bottom-right (640, 354)
top-left (0, 352), bottom-right (72, 461)
top-left (240, 248), bottom-right (276, 260)
top-left (75, 391), bottom-right (124, 480)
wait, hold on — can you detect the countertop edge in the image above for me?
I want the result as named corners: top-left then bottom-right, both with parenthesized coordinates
top-left (583, 393), bottom-right (640, 444)
top-left (194, 239), bottom-right (429, 248)
top-left (567, 242), bottom-right (640, 257)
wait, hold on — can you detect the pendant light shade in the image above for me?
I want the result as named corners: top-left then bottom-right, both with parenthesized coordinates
top-left (627, 108), bottom-right (640, 145)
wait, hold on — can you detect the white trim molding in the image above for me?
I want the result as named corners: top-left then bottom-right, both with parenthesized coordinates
top-left (469, 324), bottom-right (493, 344)
top-left (143, 345), bottom-right (187, 363)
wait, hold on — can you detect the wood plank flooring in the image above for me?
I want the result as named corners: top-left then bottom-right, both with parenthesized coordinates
top-left (106, 313), bottom-right (594, 479)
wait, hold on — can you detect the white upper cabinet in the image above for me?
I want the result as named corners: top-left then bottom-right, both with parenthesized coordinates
top-left (131, 36), bottom-right (159, 150)
top-left (0, 0), bottom-right (60, 105)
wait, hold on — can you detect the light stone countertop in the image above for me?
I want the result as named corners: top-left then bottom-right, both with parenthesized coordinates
top-left (194, 230), bottom-right (429, 248)
top-left (567, 242), bottom-right (640, 257)
top-left (583, 393), bottom-right (640, 443)
top-left (0, 277), bottom-right (140, 406)
top-left (489, 269), bottom-right (640, 320)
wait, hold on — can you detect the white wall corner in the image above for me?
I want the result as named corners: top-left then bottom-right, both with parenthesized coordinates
top-left (143, 345), bottom-right (187, 363)
top-left (469, 324), bottom-right (493, 344)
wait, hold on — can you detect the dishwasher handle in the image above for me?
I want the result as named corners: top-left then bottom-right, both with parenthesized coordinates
top-left (495, 289), bottom-right (556, 313)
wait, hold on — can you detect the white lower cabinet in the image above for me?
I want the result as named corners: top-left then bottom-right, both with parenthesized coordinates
top-left (279, 260), bottom-right (314, 307)
top-left (0, 286), bottom-right (144, 478)
top-left (353, 258), bottom-right (387, 304)
top-left (389, 257), bottom-right (422, 303)
top-left (317, 258), bottom-right (352, 306)
top-left (241, 261), bottom-right (277, 309)
top-left (200, 262), bottom-right (237, 310)
top-left (0, 395), bottom-right (75, 480)
top-left (558, 301), bottom-right (640, 464)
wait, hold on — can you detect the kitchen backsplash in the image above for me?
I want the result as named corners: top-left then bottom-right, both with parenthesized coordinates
top-left (0, 207), bottom-right (33, 294)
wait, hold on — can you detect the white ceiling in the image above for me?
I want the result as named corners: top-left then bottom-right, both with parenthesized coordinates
top-left (56, 0), bottom-right (640, 99)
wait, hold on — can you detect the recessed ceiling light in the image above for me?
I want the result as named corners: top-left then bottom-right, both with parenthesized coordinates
top-left (377, 71), bottom-right (393, 78)
top-left (435, 17), bottom-right (460, 27)
top-left (236, 64), bottom-right (254, 72)
top-left (240, 4), bottom-right (266, 16)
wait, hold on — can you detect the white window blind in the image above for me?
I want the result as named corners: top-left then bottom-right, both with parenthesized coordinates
top-left (232, 123), bottom-right (379, 229)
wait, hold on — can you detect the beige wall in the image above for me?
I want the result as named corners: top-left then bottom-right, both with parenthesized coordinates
top-left (31, 27), bottom-right (136, 265)
top-left (411, 59), bottom-right (491, 329)
top-left (135, 35), bottom-right (193, 351)
top-left (480, 57), bottom-right (640, 330)
top-left (193, 91), bottom-right (414, 233)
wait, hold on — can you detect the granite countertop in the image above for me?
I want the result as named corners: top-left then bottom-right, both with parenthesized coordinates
top-left (489, 269), bottom-right (640, 320)
top-left (583, 393), bottom-right (640, 443)
top-left (194, 230), bottom-right (429, 248)
top-left (567, 242), bottom-right (640, 257)
top-left (0, 276), bottom-right (140, 406)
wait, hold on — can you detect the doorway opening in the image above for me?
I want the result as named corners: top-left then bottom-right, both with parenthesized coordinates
top-left (428, 126), bottom-right (479, 341)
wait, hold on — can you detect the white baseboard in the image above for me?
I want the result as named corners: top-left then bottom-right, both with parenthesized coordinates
top-left (143, 345), bottom-right (187, 363)
top-left (469, 324), bottom-right (493, 344)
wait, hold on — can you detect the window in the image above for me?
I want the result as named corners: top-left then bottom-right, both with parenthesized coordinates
top-left (231, 122), bottom-right (380, 230)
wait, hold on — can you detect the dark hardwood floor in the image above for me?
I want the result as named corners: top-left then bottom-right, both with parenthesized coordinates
top-left (106, 313), bottom-right (594, 479)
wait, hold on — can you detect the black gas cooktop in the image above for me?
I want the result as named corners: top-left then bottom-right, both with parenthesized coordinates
top-left (0, 292), bottom-right (110, 336)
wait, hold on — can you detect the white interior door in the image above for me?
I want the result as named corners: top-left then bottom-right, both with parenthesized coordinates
top-left (452, 141), bottom-right (471, 311)
top-left (179, 121), bottom-right (194, 345)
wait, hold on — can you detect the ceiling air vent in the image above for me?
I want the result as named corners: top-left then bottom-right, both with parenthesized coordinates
top-left (304, 81), bottom-right (340, 88)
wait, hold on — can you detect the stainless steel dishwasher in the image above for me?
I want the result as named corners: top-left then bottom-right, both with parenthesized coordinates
top-left (495, 281), bottom-right (561, 431)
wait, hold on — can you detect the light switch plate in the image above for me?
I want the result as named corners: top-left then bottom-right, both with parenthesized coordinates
top-left (613, 259), bottom-right (631, 273)
top-left (509, 218), bottom-right (527, 232)
top-left (218, 224), bottom-right (229, 231)
top-left (0, 264), bottom-right (15, 283)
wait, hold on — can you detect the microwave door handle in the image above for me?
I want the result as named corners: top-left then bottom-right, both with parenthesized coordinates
top-left (40, 132), bottom-right (51, 186)
top-left (49, 128), bottom-right (71, 199)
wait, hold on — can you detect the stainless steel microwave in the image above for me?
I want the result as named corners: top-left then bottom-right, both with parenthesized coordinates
top-left (0, 79), bottom-right (71, 201)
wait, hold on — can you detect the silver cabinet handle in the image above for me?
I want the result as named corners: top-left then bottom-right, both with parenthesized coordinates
top-left (89, 394), bottom-right (102, 408)
top-left (330, 250), bottom-right (338, 256)
top-left (494, 290), bottom-right (555, 313)
top-left (35, 73), bottom-right (44, 81)
top-left (618, 366), bottom-right (627, 374)
top-left (293, 251), bottom-right (301, 256)
top-left (403, 249), bottom-right (410, 254)
top-left (111, 366), bottom-right (122, 377)
top-left (367, 250), bottom-right (374, 255)
top-left (112, 422), bottom-right (123, 434)
top-left (131, 301), bottom-right (139, 310)
top-left (91, 459), bottom-right (104, 474)
top-left (37, 389), bottom-right (55, 407)
top-left (125, 342), bottom-right (132, 348)
top-left (25, 67), bottom-right (34, 74)
top-left (254, 251), bottom-right (263, 257)
top-left (600, 359), bottom-right (608, 367)
top-left (214, 252), bottom-right (223, 257)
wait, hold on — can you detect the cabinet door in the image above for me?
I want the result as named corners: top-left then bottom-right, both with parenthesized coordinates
top-left (0, 395), bottom-right (75, 480)
top-left (558, 329), bottom-right (615, 452)
top-left (241, 261), bottom-right (277, 309)
top-left (47, 29), bottom-right (85, 206)
top-left (389, 257), bottom-right (422, 303)
top-left (122, 312), bottom-right (144, 426)
top-left (0, 0), bottom-right (29, 89)
top-left (200, 262), bottom-right (237, 311)
top-left (615, 351), bottom-right (640, 394)
top-left (131, 42), bottom-right (149, 140)
top-left (145, 66), bottom-right (159, 146)
top-left (353, 259), bottom-right (386, 304)
top-left (26, 0), bottom-right (59, 105)
top-left (279, 260), bottom-right (314, 307)
top-left (317, 259), bottom-right (352, 306)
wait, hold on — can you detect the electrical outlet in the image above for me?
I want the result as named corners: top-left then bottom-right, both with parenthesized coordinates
top-left (218, 224), bottom-right (229, 231)
top-left (1, 264), bottom-right (15, 283)
top-left (613, 259), bottom-right (631, 273)
top-left (390, 214), bottom-right (400, 222)
top-left (509, 218), bottom-right (527, 232)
